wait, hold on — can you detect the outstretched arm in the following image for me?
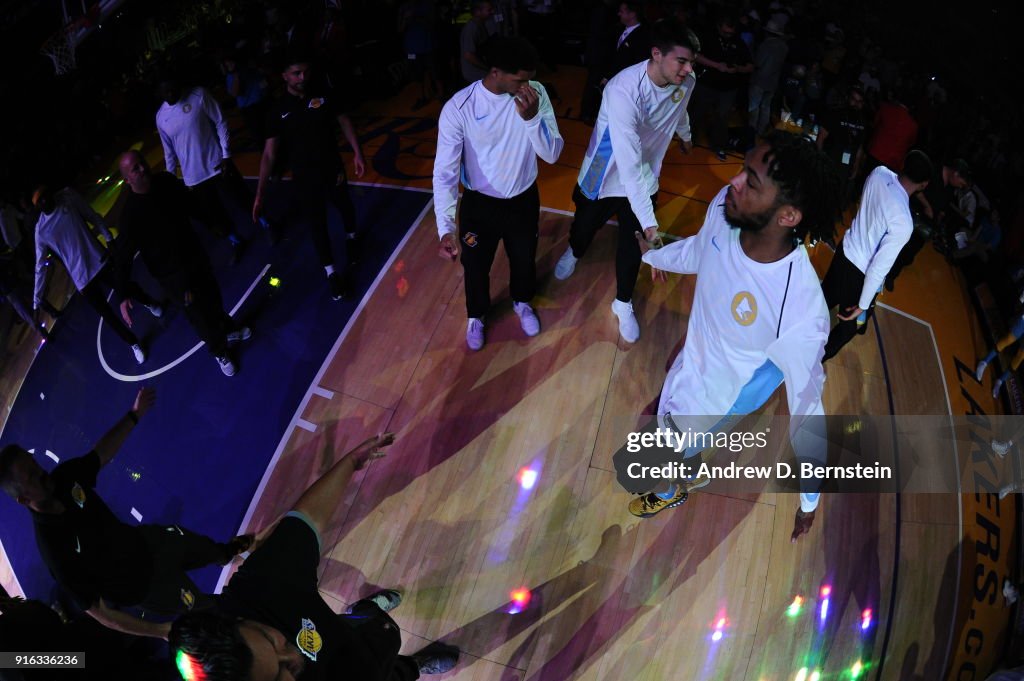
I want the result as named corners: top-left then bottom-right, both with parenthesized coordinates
top-left (93, 387), bottom-right (156, 467)
top-left (292, 432), bottom-right (395, 538)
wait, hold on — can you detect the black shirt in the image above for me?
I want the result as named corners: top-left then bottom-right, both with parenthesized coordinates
top-left (219, 516), bottom-right (402, 681)
top-left (920, 168), bottom-right (951, 224)
top-left (265, 91), bottom-right (348, 173)
top-left (118, 172), bottom-right (210, 286)
top-left (698, 31), bottom-right (752, 91)
top-left (820, 107), bottom-right (867, 168)
top-left (31, 452), bottom-right (152, 609)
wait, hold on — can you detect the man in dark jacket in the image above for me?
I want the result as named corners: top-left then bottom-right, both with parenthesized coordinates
top-left (170, 432), bottom-right (459, 681)
top-left (117, 150), bottom-right (251, 376)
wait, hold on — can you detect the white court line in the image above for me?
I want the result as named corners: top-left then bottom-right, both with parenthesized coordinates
top-left (98, 264), bottom-right (271, 382)
top-left (215, 196), bottom-right (436, 594)
top-left (44, 450), bottom-right (59, 463)
top-left (312, 387), bottom-right (335, 400)
top-left (876, 302), bottom-right (955, 417)
top-left (0, 537), bottom-right (26, 599)
top-left (876, 300), bottom-right (961, 676)
top-left (296, 419), bottom-right (318, 433)
top-left (351, 181), bottom-right (433, 194)
top-left (130, 507), bottom-right (143, 522)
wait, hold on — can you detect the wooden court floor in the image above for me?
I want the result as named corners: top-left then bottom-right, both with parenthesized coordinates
top-left (231, 200), bottom-right (961, 680)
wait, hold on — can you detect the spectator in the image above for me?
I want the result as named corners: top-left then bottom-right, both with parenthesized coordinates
top-left (223, 52), bottom-right (268, 148)
top-left (748, 19), bottom-right (789, 133)
top-left (693, 11), bottom-right (753, 160)
top-left (461, 1), bottom-right (496, 84)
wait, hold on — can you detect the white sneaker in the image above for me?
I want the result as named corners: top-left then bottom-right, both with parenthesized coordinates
top-left (226, 327), bottom-right (252, 344)
top-left (513, 302), bottom-right (540, 337)
top-left (554, 248), bottom-right (578, 280)
top-left (466, 318), bottom-right (485, 351)
top-left (1004, 578), bottom-right (1019, 605)
top-left (993, 439), bottom-right (1013, 459)
top-left (145, 303), bottom-right (164, 318)
top-left (216, 355), bottom-right (237, 377)
top-left (976, 359), bottom-right (989, 382)
top-left (611, 299), bottom-right (640, 343)
top-left (131, 344), bottom-right (146, 364)
top-left (999, 484), bottom-right (1016, 500)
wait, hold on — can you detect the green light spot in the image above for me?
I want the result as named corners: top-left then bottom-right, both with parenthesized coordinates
top-left (269, 276), bottom-right (282, 288)
top-left (851, 660), bottom-right (864, 679)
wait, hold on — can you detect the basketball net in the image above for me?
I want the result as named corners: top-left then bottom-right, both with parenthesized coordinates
top-left (41, 25), bottom-right (78, 75)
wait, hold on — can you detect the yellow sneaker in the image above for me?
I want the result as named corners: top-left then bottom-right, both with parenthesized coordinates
top-left (628, 485), bottom-right (688, 518)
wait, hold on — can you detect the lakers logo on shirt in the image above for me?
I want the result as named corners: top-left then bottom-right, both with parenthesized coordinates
top-left (70, 482), bottom-right (86, 509)
top-left (296, 618), bottom-right (323, 662)
top-left (180, 588), bottom-right (195, 610)
top-left (731, 292), bottom-right (758, 326)
top-left (308, 97), bottom-right (325, 109)
top-left (671, 87), bottom-right (684, 103)
top-left (463, 232), bottom-right (478, 248)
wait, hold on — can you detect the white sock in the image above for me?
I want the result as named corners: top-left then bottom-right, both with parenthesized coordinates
top-left (325, 265), bottom-right (335, 276)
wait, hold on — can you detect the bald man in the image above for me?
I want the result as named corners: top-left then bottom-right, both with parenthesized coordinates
top-left (117, 151), bottom-right (250, 376)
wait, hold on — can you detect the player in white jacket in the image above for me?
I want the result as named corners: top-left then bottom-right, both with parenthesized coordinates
top-left (821, 151), bottom-right (932, 360)
top-left (554, 19), bottom-right (697, 343)
top-left (630, 131), bottom-right (844, 543)
top-left (434, 37), bottom-right (564, 350)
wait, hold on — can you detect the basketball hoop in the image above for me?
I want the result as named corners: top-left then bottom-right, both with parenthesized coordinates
top-left (40, 24), bottom-right (78, 75)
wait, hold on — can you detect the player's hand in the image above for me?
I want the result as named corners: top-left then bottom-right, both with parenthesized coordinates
top-left (636, 229), bottom-right (667, 282)
top-left (252, 195), bottom-right (263, 224)
top-left (515, 84), bottom-right (540, 120)
top-left (120, 300), bottom-right (133, 328)
top-left (836, 305), bottom-right (864, 322)
top-left (352, 154), bottom-right (366, 178)
top-left (790, 508), bottom-right (815, 543)
top-left (132, 386), bottom-right (156, 419)
top-left (353, 432), bottom-right (395, 470)
top-left (215, 158), bottom-right (239, 178)
top-left (439, 233), bottom-right (460, 261)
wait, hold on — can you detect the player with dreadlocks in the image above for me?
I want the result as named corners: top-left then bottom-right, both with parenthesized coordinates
top-left (623, 130), bottom-right (844, 542)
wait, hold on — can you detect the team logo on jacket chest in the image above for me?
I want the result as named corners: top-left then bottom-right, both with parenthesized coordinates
top-left (70, 482), bottom-right (86, 509)
top-left (296, 618), bottom-right (323, 661)
top-left (731, 292), bottom-right (758, 326)
top-left (308, 97), bottom-right (325, 109)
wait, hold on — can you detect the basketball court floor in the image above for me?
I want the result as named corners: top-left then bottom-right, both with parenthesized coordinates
top-left (0, 67), bottom-right (1016, 680)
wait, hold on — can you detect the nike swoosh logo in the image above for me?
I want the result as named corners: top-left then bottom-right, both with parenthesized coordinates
top-left (281, 112), bottom-right (291, 119)
top-left (475, 114), bottom-right (489, 121)
top-left (711, 235), bottom-right (721, 252)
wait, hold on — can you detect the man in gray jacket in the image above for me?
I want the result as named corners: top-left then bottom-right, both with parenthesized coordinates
top-left (32, 186), bottom-right (162, 364)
